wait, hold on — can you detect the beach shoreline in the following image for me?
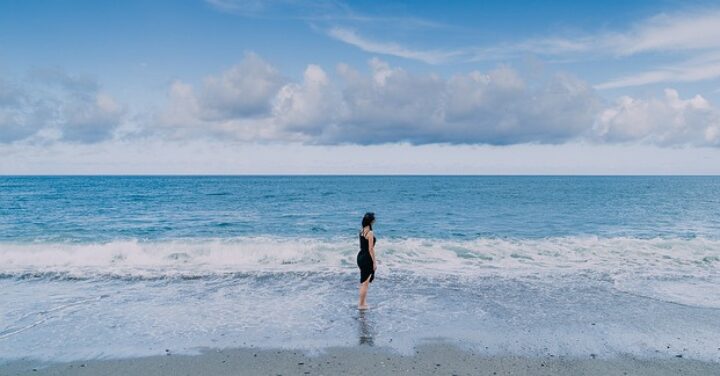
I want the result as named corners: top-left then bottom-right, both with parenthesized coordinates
top-left (4, 342), bottom-right (719, 376)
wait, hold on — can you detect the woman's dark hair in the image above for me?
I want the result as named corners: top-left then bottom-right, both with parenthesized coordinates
top-left (362, 212), bottom-right (375, 230)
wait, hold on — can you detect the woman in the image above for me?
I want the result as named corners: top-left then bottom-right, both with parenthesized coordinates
top-left (357, 212), bottom-right (377, 310)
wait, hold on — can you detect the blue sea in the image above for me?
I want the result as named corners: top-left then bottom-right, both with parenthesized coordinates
top-left (1, 176), bottom-right (720, 361)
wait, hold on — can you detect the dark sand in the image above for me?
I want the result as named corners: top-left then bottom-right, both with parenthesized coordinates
top-left (3, 343), bottom-right (719, 376)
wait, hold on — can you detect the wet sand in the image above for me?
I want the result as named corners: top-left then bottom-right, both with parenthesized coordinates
top-left (3, 342), bottom-right (719, 376)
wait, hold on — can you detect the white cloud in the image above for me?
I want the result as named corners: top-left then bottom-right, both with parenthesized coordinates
top-left (441, 68), bottom-right (600, 144)
top-left (156, 53), bottom-right (293, 141)
top-left (211, 2), bottom-right (720, 89)
top-left (200, 52), bottom-right (285, 119)
top-left (595, 89), bottom-right (720, 146)
top-left (61, 92), bottom-right (125, 143)
top-left (473, 9), bottom-right (720, 59)
top-left (324, 58), bottom-right (446, 143)
top-left (156, 81), bottom-right (202, 132)
top-left (0, 80), bottom-right (48, 142)
top-left (28, 67), bottom-right (100, 93)
top-left (0, 71), bottom-right (125, 144)
top-left (596, 52), bottom-right (720, 89)
top-left (325, 7), bottom-right (720, 90)
top-left (162, 55), bottom-right (720, 147)
top-left (205, 0), bottom-right (444, 28)
top-left (37, 53), bottom-right (713, 149)
top-left (323, 8), bottom-right (720, 66)
top-left (156, 79), bottom-right (287, 142)
top-left (473, 9), bottom-right (720, 89)
top-left (272, 64), bottom-right (343, 137)
top-left (607, 10), bottom-right (720, 55)
top-left (327, 27), bottom-right (460, 64)
top-left (150, 54), bottom-right (720, 147)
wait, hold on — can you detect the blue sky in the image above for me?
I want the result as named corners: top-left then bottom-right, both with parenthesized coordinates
top-left (2, 0), bottom-right (720, 173)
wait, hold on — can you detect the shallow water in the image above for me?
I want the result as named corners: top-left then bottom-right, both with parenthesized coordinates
top-left (1, 176), bottom-right (719, 361)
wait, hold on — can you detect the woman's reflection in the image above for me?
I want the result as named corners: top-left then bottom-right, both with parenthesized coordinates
top-left (357, 309), bottom-right (375, 346)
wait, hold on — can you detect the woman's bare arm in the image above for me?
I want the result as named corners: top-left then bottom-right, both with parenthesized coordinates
top-left (368, 231), bottom-right (376, 270)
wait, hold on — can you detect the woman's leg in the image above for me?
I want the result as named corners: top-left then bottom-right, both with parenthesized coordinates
top-left (358, 279), bottom-right (369, 308)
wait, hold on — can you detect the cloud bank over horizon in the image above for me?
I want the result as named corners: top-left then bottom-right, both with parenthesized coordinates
top-left (2, 53), bottom-right (719, 148)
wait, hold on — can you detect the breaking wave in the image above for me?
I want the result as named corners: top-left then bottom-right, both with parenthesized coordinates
top-left (1, 236), bottom-right (718, 282)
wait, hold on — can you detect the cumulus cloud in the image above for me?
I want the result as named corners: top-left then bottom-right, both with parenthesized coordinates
top-left (326, 58), bottom-right (446, 143)
top-left (595, 89), bottom-right (720, 146)
top-left (153, 54), bottom-right (719, 147)
top-left (4, 55), bottom-right (718, 148)
top-left (158, 53), bottom-right (284, 125)
top-left (441, 68), bottom-right (600, 144)
top-left (273, 64), bottom-right (343, 136)
top-left (28, 67), bottom-right (101, 94)
top-left (156, 55), bottom-right (291, 142)
top-left (61, 92), bottom-right (124, 143)
top-left (200, 52), bottom-right (285, 119)
top-left (0, 80), bottom-right (53, 143)
top-left (0, 69), bottom-right (125, 144)
top-left (156, 81), bottom-right (204, 134)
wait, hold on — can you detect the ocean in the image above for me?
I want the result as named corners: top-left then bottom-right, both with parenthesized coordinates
top-left (1, 176), bottom-right (719, 361)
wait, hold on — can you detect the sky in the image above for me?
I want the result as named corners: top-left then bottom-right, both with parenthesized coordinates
top-left (2, 0), bottom-right (720, 174)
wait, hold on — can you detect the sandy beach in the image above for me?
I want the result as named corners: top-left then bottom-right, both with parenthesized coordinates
top-left (4, 342), bottom-right (719, 376)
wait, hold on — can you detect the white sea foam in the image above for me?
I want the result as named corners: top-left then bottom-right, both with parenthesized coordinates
top-left (2, 236), bottom-right (719, 362)
top-left (1, 236), bottom-right (719, 307)
top-left (1, 236), bottom-right (718, 276)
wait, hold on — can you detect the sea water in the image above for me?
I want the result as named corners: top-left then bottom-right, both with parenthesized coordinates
top-left (1, 176), bottom-right (719, 361)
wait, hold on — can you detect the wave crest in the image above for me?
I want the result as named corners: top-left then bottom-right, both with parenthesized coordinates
top-left (1, 236), bottom-right (718, 281)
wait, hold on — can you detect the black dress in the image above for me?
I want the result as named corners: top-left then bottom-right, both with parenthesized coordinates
top-left (357, 230), bottom-right (376, 283)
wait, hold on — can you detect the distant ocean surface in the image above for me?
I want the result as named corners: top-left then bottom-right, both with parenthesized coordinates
top-left (2, 176), bottom-right (720, 361)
